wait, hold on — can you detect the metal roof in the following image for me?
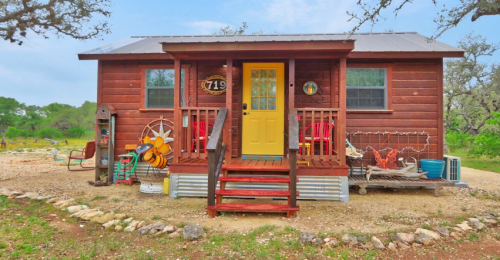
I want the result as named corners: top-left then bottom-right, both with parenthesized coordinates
top-left (80, 32), bottom-right (463, 55)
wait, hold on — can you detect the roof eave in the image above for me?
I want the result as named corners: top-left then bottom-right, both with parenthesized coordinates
top-left (349, 51), bottom-right (465, 59)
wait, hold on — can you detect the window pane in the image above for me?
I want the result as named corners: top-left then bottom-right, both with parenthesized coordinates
top-left (145, 69), bottom-right (184, 108)
top-left (346, 68), bottom-right (387, 109)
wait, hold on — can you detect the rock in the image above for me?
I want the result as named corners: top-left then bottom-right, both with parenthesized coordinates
top-left (123, 217), bottom-right (134, 224)
top-left (16, 192), bottom-right (39, 199)
top-left (323, 237), bottom-right (330, 243)
top-left (392, 233), bottom-right (415, 245)
top-left (54, 199), bottom-right (76, 209)
top-left (469, 218), bottom-right (486, 230)
top-left (450, 232), bottom-right (461, 239)
top-left (396, 241), bottom-right (411, 250)
top-left (433, 227), bottom-right (449, 237)
top-left (103, 220), bottom-right (120, 229)
top-left (452, 227), bottom-right (465, 233)
top-left (124, 221), bottom-right (139, 232)
top-left (416, 228), bottom-right (441, 240)
top-left (357, 236), bottom-right (368, 243)
top-left (456, 222), bottom-right (472, 232)
top-left (299, 232), bottom-right (316, 245)
top-left (412, 243), bottom-right (423, 249)
top-left (371, 236), bottom-right (385, 250)
top-left (114, 214), bottom-right (127, 220)
top-left (149, 223), bottom-right (166, 235)
top-left (70, 208), bottom-right (97, 218)
top-left (80, 210), bottom-right (104, 221)
top-left (92, 213), bottom-right (115, 224)
top-left (45, 198), bottom-right (60, 204)
top-left (387, 242), bottom-right (397, 251)
top-left (341, 234), bottom-right (358, 245)
top-left (66, 205), bottom-right (88, 214)
top-left (33, 195), bottom-right (54, 201)
top-left (483, 218), bottom-right (498, 227)
top-left (416, 230), bottom-right (439, 245)
top-left (311, 237), bottom-right (323, 246)
top-left (169, 231), bottom-right (181, 239)
top-left (138, 225), bottom-right (153, 235)
top-left (136, 221), bottom-right (146, 229)
top-left (115, 225), bottom-right (123, 232)
top-left (183, 225), bottom-right (205, 240)
top-left (161, 225), bottom-right (176, 234)
top-left (327, 238), bottom-right (340, 247)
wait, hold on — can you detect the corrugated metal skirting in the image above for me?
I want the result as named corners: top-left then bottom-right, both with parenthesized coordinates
top-left (169, 173), bottom-right (349, 202)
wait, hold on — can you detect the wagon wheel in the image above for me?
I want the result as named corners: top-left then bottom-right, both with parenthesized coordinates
top-left (140, 117), bottom-right (175, 167)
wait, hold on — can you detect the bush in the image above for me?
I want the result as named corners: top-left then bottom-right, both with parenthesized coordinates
top-left (470, 131), bottom-right (500, 158)
top-left (4, 127), bottom-right (29, 138)
top-left (445, 131), bottom-right (472, 151)
top-left (36, 127), bottom-right (62, 139)
top-left (64, 126), bottom-right (87, 138)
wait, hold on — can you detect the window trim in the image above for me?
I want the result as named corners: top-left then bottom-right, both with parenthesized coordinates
top-left (140, 64), bottom-right (190, 112)
top-left (346, 63), bottom-right (393, 113)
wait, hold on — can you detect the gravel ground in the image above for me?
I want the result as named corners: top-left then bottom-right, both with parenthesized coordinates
top-left (1, 150), bottom-right (499, 235)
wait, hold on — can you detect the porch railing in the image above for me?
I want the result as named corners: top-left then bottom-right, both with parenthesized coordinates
top-left (288, 109), bottom-right (299, 209)
top-left (179, 107), bottom-right (220, 160)
top-left (207, 108), bottom-right (227, 210)
top-left (296, 108), bottom-right (340, 162)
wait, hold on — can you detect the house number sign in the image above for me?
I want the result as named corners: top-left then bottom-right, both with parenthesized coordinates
top-left (201, 75), bottom-right (228, 95)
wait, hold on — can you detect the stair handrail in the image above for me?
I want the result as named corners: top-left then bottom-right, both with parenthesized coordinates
top-left (288, 109), bottom-right (299, 209)
top-left (207, 107), bottom-right (228, 209)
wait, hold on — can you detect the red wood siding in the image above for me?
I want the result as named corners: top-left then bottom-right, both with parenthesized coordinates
top-left (346, 59), bottom-right (441, 162)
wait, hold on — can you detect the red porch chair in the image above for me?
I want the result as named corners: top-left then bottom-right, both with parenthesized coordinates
top-left (300, 122), bottom-right (334, 155)
top-left (191, 121), bottom-right (214, 153)
top-left (67, 141), bottom-right (96, 171)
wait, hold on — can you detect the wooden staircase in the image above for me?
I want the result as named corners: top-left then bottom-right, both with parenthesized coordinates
top-left (206, 163), bottom-right (300, 217)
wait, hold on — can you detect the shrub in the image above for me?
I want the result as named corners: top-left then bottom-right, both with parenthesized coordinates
top-left (36, 127), bottom-right (62, 139)
top-left (470, 131), bottom-right (500, 158)
top-left (64, 126), bottom-right (87, 138)
top-left (445, 131), bottom-right (472, 151)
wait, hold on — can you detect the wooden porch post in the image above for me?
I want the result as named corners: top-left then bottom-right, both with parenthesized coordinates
top-left (224, 59), bottom-right (233, 163)
top-left (338, 58), bottom-right (347, 165)
top-left (173, 58), bottom-right (181, 164)
top-left (288, 58), bottom-right (295, 109)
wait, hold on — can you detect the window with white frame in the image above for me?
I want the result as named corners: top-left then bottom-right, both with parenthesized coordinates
top-left (346, 68), bottom-right (387, 109)
top-left (145, 69), bottom-right (185, 108)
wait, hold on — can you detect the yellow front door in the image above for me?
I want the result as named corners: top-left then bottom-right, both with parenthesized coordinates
top-left (242, 63), bottom-right (285, 155)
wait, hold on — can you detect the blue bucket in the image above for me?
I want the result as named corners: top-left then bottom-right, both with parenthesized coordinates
top-left (420, 159), bottom-right (445, 179)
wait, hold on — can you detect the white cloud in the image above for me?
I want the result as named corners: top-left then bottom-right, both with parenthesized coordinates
top-left (186, 20), bottom-right (231, 34)
top-left (259, 0), bottom-right (358, 33)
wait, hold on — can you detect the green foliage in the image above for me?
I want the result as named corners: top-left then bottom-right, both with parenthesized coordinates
top-left (445, 131), bottom-right (473, 151)
top-left (64, 126), bottom-right (87, 138)
top-left (36, 128), bottom-right (62, 139)
top-left (470, 131), bottom-right (500, 158)
top-left (0, 97), bottom-right (95, 139)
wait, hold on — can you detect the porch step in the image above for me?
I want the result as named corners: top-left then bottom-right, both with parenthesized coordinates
top-left (207, 203), bottom-right (300, 213)
top-left (219, 176), bottom-right (292, 183)
top-left (223, 164), bottom-right (290, 172)
top-left (216, 189), bottom-right (299, 197)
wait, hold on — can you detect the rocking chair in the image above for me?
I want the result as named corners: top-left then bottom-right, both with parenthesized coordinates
top-left (67, 141), bottom-right (96, 171)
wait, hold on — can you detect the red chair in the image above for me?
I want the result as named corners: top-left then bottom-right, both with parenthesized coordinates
top-left (67, 141), bottom-right (96, 171)
top-left (300, 122), bottom-right (334, 155)
top-left (192, 121), bottom-right (213, 153)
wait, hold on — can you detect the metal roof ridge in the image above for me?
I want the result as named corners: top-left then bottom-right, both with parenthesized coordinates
top-left (130, 32), bottom-right (419, 38)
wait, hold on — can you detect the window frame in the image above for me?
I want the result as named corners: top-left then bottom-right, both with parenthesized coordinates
top-left (346, 63), bottom-right (393, 113)
top-left (140, 64), bottom-right (190, 111)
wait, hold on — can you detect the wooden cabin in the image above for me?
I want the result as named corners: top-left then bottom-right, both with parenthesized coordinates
top-left (79, 33), bottom-right (463, 217)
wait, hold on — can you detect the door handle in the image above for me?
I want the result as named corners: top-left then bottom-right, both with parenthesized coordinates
top-left (242, 103), bottom-right (247, 110)
top-left (243, 112), bottom-right (250, 115)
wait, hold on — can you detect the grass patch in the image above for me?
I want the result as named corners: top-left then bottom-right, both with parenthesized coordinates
top-left (468, 232), bottom-right (480, 242)
top-left (91, 195), bottom-right (107, 201)
top-left (448, 149), bottom-right (500, 173)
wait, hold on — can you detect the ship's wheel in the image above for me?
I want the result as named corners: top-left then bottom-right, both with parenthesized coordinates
top-left (140, 116), bottom-right (174, 166)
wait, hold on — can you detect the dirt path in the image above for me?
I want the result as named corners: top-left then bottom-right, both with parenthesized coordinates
top-left (1, 150), bottom-right (500, 235)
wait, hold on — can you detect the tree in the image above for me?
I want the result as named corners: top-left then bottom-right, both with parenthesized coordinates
top-left (216, 22), bottom-right (264, 35)
top-left (348, 0), bottom-right (500, 38)
top-left (444, 34), bottom-right (500, 136)
top-left (0, 0), bottom-right (111, 45)
top-left (0, 96), bottom-right (23, 133)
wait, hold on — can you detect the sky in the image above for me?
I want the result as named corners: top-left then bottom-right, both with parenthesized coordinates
top-left (1, 0), bottom-right (499, 107)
